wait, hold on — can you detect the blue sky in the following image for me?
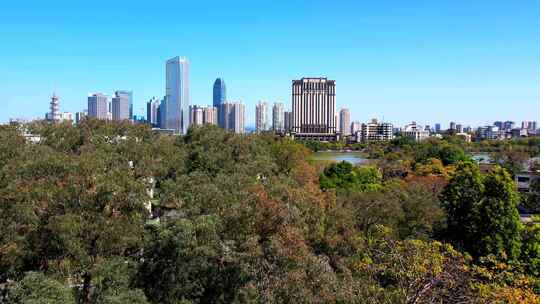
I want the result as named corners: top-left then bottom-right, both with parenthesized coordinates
top-left (1, 0), bottom-right (539, 127)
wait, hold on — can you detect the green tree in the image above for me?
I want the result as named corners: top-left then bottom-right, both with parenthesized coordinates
top-left (8, 272), bottom-right (75, 304)
top-left (137, 216), bottom-right (244, 304)
top-left (521, 221), bottom-right (540, 277)
top-left (472, 166), bottom-right (522, 260)
top-left (440, 162), bottom-right (484, 250)
top-left (441, 163), bottom-right (522, 260)
top-left (320, 162), bottom-right (382, 192)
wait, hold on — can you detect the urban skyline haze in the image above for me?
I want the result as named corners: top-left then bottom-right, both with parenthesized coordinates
top-left (1, 0), bottom-right (539, 126)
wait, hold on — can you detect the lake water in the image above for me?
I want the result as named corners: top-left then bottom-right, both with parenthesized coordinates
top-left (471, 153), bottom-right (493, 164)
top-left (310, 151), bottom-right (368, 165)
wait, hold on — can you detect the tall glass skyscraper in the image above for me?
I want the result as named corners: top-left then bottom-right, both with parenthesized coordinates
top-left (213, 78), bottom-right (226, 108)
top-left (165, 57), bottom-right (190, 134)
top-left (114, 90), bottom-right (133, 119)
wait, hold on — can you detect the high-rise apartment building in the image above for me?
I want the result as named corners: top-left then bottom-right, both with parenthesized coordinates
top-left (339, 108), bottom-right (351, 136)
top-left (165, 56), bottom-right (190, 134)
top-left (112, 91), bottom-right (130, 121)
top-left (272, 102), bottom-right (285, 132)
top-left (203, 106), bottom-right (218, 125)
top-left (504, 121), bottom-right (516, 130)
top-left (255, 100), bottom-right (269, 132)
top-left (213, 78), bottom-right (226, 108)
top-left (358, 119), bottom-right (393, 142)
top-left (284, 111), bottom-right (292, 133)
top-left (351, 121), bottom-right (361, 135)
top-left (146, 97), bottom-right (161, 127)
top-left (75, 111), bottom-right (87, 124)
top-left (88, 93), bottom-right (109, 120)
top-left (219, 101), bottom-right (245, 134)
top-left (522, 121), bottom-right (537, 131)
top-left (190, 105), bottom-right (218, 126)
top-left (59, 112), bottom-right (73, 122)
top-left (158, 97), bottom-right (167, 129)
top-left (190, 106), bottom-right (205, 126)
top-left (291, 77), bottom-right (336, 140)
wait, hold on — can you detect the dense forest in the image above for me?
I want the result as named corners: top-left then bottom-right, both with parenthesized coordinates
top-left (1, 120), bottom-right (540, 303)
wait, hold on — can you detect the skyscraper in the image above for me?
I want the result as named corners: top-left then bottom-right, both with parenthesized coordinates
top-left (219, 101), bottom-right (245, 134)
top-left (272, 102), bottom-right (285, 132)
top-left (146, 97), bottom-right (161, 127)
top-left (88, 93), bottom-right (109, 120)
top-left (115, 90), bottom-right (133, 119)
top-left (255, 100), bottom-right (269, 132)
top-left (213, 78), bottom-right (226, 108)
top-left (165, 56), bottom-right (190, 134)
top-left (292, 77), bottom-right (336, 140)
top-left (112, 91), bottom-right (130, 121)
top-left (339, 108), bottom-right (351, 136)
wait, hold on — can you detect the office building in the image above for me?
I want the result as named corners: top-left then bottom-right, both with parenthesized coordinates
top-left (449, 121), bottom-right (456, 131)
top-left (477, 126), bottom-right (504, 140)
top-left (339, 108), bottom-right (351, 136)
top-left (401, 121), bottom-right (430, 142)
top-left (358, 119), bottom-right (393, 142)
top-left (435, 123), bottom-right (441, 133)
top-left (88, 93), bottom-right (109, 120)
top-left (272, 102), bottom-right (285, 132)
top-left (165, 56), bottom-right (190, 134)
top-left (115, 90), bottom-right (133, 119)
top-left (112, 91), bottom-right (130, 121)
top-left (255, 100), bottom-right (269, 132)
top-left (219, 101), bottom-right (245, 134)
top-left (146, 97), bottom-right (161, 127)
top-left (291, 77), bottom-right (336, 140)
top-left (213, 78), bottom-right (226, 108)
top-left (455, 124), bottom-right (463, 133)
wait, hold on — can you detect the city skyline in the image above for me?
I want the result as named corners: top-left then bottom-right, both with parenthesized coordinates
top-left (2, 1), bottom-right (540, 126)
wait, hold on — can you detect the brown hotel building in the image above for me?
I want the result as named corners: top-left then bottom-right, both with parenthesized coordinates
top-left (291, 77), bottom-right (337, 140)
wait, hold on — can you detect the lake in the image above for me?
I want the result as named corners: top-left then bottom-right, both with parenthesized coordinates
top-left (310, 151), bottom-right (368, 165)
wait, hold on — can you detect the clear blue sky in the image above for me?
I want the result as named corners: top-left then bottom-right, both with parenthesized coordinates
top-left (2, 0), bottom-right (539, 127)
